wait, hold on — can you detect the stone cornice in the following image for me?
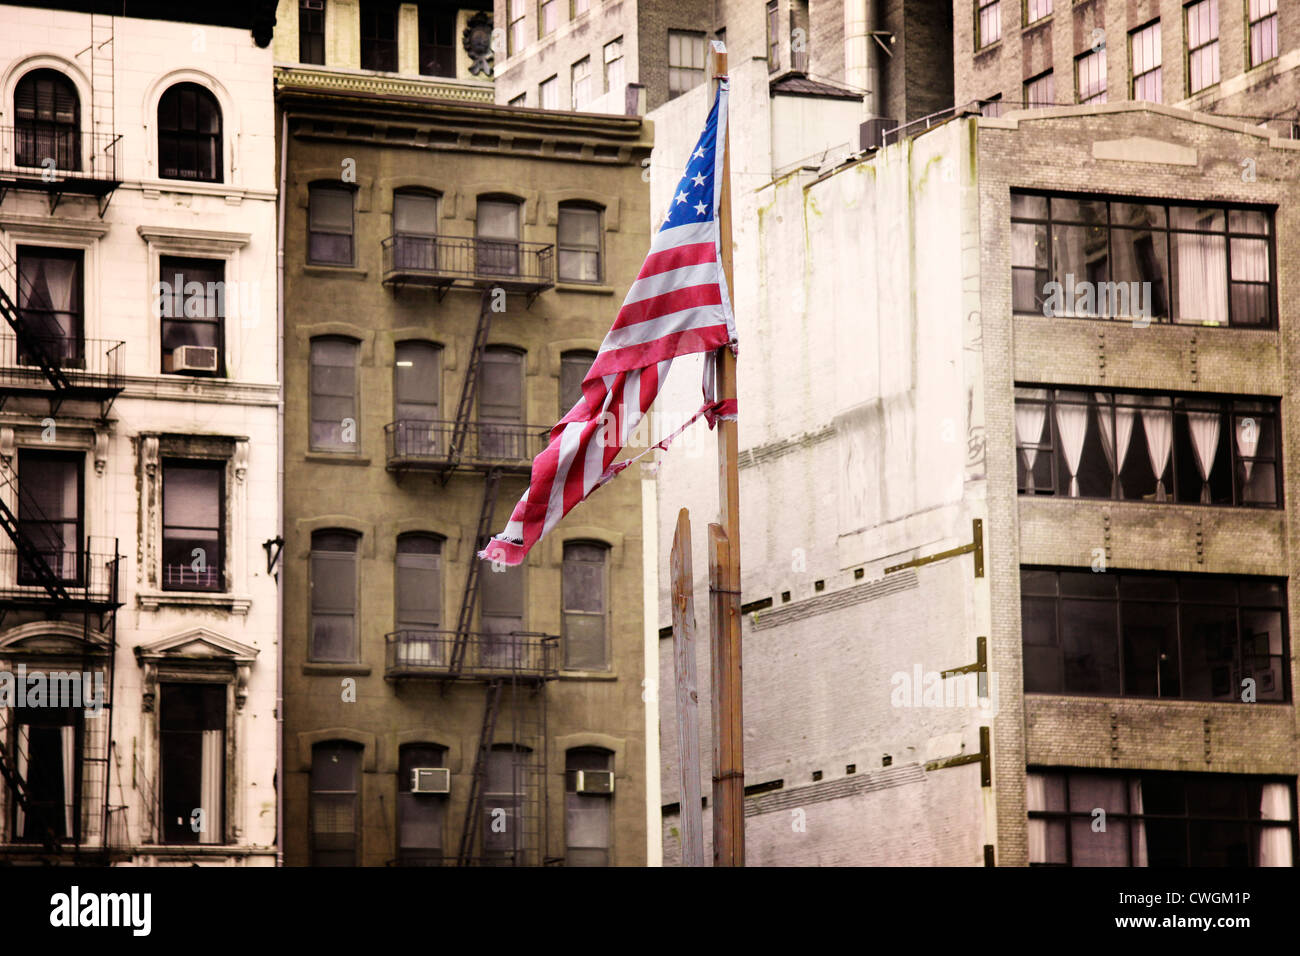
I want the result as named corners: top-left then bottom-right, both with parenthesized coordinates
top-left (274, 65), bottom-right (494, 104)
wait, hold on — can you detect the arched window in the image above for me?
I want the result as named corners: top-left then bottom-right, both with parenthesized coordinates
top-left (563, 540), bottom-right (609, 670)
top-left (14, 69), bottom-right (80, 170)
top-left (392, 340), bottom-right (441, 457)
top-left (557, 202), bottom-right (603, 282)
top-left (310, 530), bottom-right (360, 661)
top-left (394, 533), bottom-right (443, 662)
top-left (392, 189), bottom-right (440, 271)
top-left (309, 182), bottom-right (356, 265)
top-left (478, 346), bottom-right (525, 459)
top-left (157, 83), bottom-right (222, 182)
top-left (310, 336), bottom-right (359, 452)
top-left (476, 196), bottom-right (522, 276)
top-left (483, 743), bottom-right (531, 865)
top-left (310, 740), bottom-right (362, 865)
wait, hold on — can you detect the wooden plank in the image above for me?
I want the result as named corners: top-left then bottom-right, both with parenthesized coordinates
top-left (670, 508), bottom-right (705, 866)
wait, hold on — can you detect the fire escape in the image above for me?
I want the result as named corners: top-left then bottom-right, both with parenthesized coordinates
top-left (0, 12), bottom-right (126, 862)
top-left (382, 232), bottom-right (559, 865)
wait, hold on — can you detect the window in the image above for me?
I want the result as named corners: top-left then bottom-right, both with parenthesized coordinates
top-left (572, 0), bottom-right (589, 15)
top-left (392, 190), bottom-right (439, 271)
top-left (483, 744), bottom-right (527, 864)
top-left (1014, 388), bottom-right (1280, 507)
top-left (160, 683), bottom-right (225, 844)
top-left (509, 0), bottom-right (526, 55)
top-left (1076, 47), bottom-right (1106, 103)
top-left (480, 540), bottom-right (524, 667)
top-left (1186, 0), bottom-right (1219, 94)
top-left (1130, 21), bottom-right (1162, 102)
top-left (159, 256), bottom-right (224, 376)
top-left (1023, 70), bottom-right (1054, 107)
top-left (299, 0), bottom-right (325, 64)
top-left (1022, 569), bottom-right (1288, 701)
top-left (17, 450), bottom-right (82, 586)
top-left (395, 533), bottom-right (442, 639)
top-left (157, 83), bottom-right (221, 182)
top-left (310, 337), bottom-right (358, 452)
top-left (308, 183), bottom-right (355, 266)
top-left (767, 2), bottom-right (780, 71)
top-left (476, 197), bottom-right (522, 275)
top-left (397, 744), bottom-right (447, 865)
top-left (17, 246), bottom-right (82, 364)
top-left (392, 341), bottom-right (441, 457)
top-left (563, 541), bottom-right (609, 670)
top-left (604, 37), bottom-right (624, 95)
top-left (162, 461), bottom-right (224, 592)
top-left (539, 74), bottom-right (559, 109)
top-left (566, 748), bottom-right (613, 865)
top-left (10, 705), bottom-right (80, 843)
top-left (668, 31), bottom-right (706, 98)
top-left (976, 0), bottom-right (1001, 48)
top-left (360, 0), bottom-right (399, 71)
top-left (539, 0), bottom-right (557, 38)
top-left (1249, 0), bottom-right (1278, 67)
top-left (14, 69), bottom-right (80, 170)
top-left (478, 346), bottom-right (525, 459)
top-left (310, 531), bottom-right (359, 661)
top-left (560, 349), bottom-right (595, 417)
top-left (571, 56), bottom-right (592, 110)
top-left (310, 741), bottom-right (361, 866)
top-left (979, 94), bottom-right (1004, 118)
top-left (418, 2), bottom-right (456, 76)
top-left (557, 204), bottom-right (602, 282)
top-left (1026, 0), bottom-right (1051, 24)
top-left (1028, 770), bottom-right (1294, 866)
top-left (1010, 192), bottom-right (1274, 327)
top-left (509, 93), bottom-right (527, 107)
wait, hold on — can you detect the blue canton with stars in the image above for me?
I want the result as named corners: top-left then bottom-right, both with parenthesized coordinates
top-left (660, 87), bottom-right (722, 232)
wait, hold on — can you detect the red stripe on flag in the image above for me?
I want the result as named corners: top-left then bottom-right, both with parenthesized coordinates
top-left (610, 283), bottom-right (723, 332)
top-left (635, 241), bottom-right (716, 282)
top-left (588, 325), bottom-right (731, 380)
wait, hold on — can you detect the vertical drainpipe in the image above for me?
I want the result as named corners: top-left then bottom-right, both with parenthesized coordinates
top-left (844, 0), bottom-right (880, 118)
top-left (275, 106), bottom-right (288, 868)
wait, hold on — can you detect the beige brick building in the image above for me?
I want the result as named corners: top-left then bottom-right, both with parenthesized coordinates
top-left (273, 3), bottom-right (657, 866)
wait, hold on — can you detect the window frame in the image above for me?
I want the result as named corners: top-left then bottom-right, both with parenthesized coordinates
top-left (565, 746), bottom-right (613, 866)
top-left (310, 741), bottom-right (362, 866)
top-left (1129, 20), bottom-right (1162, 102)
top-left (8, 704), bottom-right (83, 844)
top-left (1021, 567), bottom-right (1290, 702)
top-left (1075, 46), bottom-right (1107, 104)
top-left (158, 255), bottom-right (226, 377)
top-left (571, 56), bottom-right (592, 110)
top-left (16, 448), bottom-right (84, 588)
top-left (16, 244), bottom-right (84, 364)
top-left (976, 0), bottom-right (1001, 50)
top-left (299, 0), bottom-right (326, 64)
top-left (1023, 69), bottom-right (1054, 108)
top-left (1184, 0), bottom-right (1220, 94)
top-left (310, 530), bottom-right (361, 663)
top-left (562, 539), bottom-right (610, 671)
top-left (307, 182), bottom-right (356, 267)
top-left (604, 37), bottom-right (625, 95)
top-left (309, 336), bottom-right (360, 454)
top-left (158, 681), bottom-right (228, 845)
top-left (557, 203), bottom-right (603, 283)
top-left (360, 0), bottom-right (400, 72)
top-left (13, 69), bottom-right (81, 171)
top-left (394, 532), bottom-right (443, 633)
top-left (559, 349), bottom-right (596, 418)
top-left (508, 0), bottom-right (527, 55)
top-left (1247, 0), bottom-right (1279, 68)
top-left (1024, 0), bottom-right (1052, 26)
top-left (539, 0), bottom-right (558, 38)
top-left (766, 1), bottom-right (780, 72)
top-left (396, 742), bottom-right (447, 866)
top-left (668, 30), bottom-right (707, 99)
top-left (160, 458), bottom-right (226, 593)
top-left (157, 82), bottom-right (222, 183)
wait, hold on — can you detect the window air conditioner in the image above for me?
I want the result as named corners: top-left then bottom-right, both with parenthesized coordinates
top-left (171, 345), bottom-right (219, 372)
top-left (572, 770), bottom-right (614, 795)
top-left (412, 767), bottom-right (451, 794)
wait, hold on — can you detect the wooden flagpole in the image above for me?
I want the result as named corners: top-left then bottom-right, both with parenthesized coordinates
top-left (670, 508), bottom-right (705, 866)
top-left (708, 41), bottom-right (745, 868)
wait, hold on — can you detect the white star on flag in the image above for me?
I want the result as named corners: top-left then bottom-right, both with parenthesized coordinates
top-left (693, 146), bottom-right (706, 159)
top-left (676, 190), bottom-right (688, 204)
top-left (692, 172), bottom-right (706, 187)
top-left (694, 201), bottom-right (707, 215)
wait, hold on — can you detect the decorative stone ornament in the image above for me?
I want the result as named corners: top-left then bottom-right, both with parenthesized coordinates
top-left (463, 12), bottom-right (494, 77)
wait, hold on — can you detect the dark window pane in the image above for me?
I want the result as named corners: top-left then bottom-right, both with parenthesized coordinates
top-left (1061, 599), bottom-right (1119, 693)
top-left (1180, 604), bottom-right (1239, 701)
top-left (1121, 601), bottom-right (1180, 697)
top-left (1059, 571), bottom-right (1115, 598)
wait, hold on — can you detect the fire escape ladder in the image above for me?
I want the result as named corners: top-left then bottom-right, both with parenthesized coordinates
top-left (448, 468), bottom-right (500, 675)
top-left (0, 277), bottom-right (72, 395)
top-left (456, 678), bottom-right (503, 866)
top-left (0, 472), bottom-right (71, 602)
top-left (443, 287), bottom-right (494, 483)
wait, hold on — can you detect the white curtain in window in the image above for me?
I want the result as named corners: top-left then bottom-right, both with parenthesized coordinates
top-left (61, 724), bottom-right (75, 836)
top-left (1129, 778), bottom-right (1148, 866)
top-left (14, 724), bottom-right (28, 836)
top-left (1236, 419), bottom-right (1259, 483)
top-left (1026, 773), bottom-right (1047, 863)
top-left (1175, 233), bottom-right (1228, 325)
top-left (1186, 411), bottom-right (1221, 503)
top-left (1141, 409), bottom-right (1174, 500)
top-left (1015, 391), bottom-right (1048, 492)
top-left (200, 729), bottom-right (222, 845)
top-left (1093, 394), bottom-right (1135, 489)
top-left (1258, 783), bottom-right (1292, 867)
top-left (1054, 402), bottom-right (1089, 497)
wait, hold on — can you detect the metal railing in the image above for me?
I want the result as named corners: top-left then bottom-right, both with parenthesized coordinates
top-left (0, 127), bottom-right (120, 185)
top-left (0, 537), bottom-right (122, 604)
top-left (385, 630), bottom-right (559, 680)
top-left (0, 333), bottom-right (124, 393)
top-left (385, 419), bottom-right (550, 469)
top-left (381, 234), bottom-right (555, 289)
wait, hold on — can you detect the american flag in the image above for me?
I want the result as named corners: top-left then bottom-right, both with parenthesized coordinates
top-left (479, 80), bottom-right (737, 567)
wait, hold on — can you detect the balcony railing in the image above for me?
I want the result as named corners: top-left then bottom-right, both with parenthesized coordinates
top-left (381, 234), bottom-right (555, 293)
top-left (0, 333), bottom-right (124, 396)
top-left (0, 127), bottom-right (121, 195)
top-left (386, 629), bottom-right (559, 680)
top-left (385, 419), bottom-right (550, 472)
top-left (0, 537), bottom-right (123, 607)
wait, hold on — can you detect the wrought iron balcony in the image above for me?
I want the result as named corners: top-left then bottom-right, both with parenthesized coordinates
top-left (0, 127), bottom-right (122, 213)
top-left (0, 538), bottom-right (124, 610)
top-left (385, 419), bottom-right (549, 474)
top-left (0, 333), bottom-right (124, 402)
top-left (385, 629), bottom-right (559, 681)
top-left (381, 234), bottom-right (555, 295)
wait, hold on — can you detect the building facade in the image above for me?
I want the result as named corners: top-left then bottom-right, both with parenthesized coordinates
top-left (0, 4), bottom-right (281, 865)
top-left (275, 22), bottom-right (657, 866)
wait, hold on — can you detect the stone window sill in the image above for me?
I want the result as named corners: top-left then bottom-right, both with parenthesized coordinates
top-left (556, 282), bottom-right (616, 295)
top-left (303, 662), bottom-right (372, 676)
top-left (137, 591), bottom-right (252, 614)
top-left (303, 264), bottom-right (369, 280)
top-left (558, 669), bottom-right (618, 681)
